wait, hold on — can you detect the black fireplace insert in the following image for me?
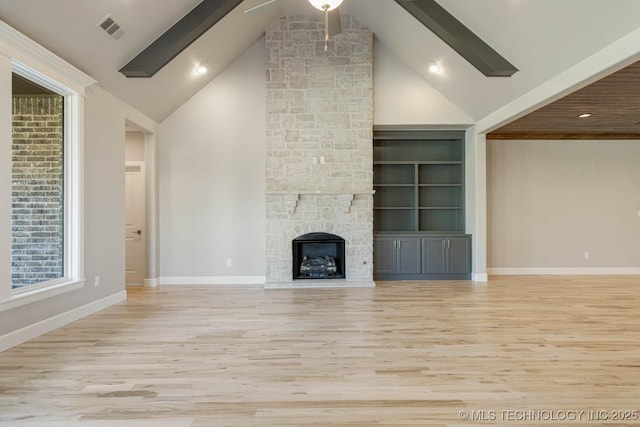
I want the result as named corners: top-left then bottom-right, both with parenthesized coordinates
top-left (292, 232), bottom-right (345, 280)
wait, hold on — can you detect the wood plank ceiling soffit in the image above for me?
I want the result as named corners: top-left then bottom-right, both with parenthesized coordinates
top-left (489, 60), bottom-right (640, 140)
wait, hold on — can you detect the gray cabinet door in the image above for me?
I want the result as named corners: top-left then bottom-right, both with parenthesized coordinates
top-left (422, 237), bottom-right (446, 274)
top-left (375, 234), bottom-right (471, 279)
top-left (373, 237), bottom-right (397, 275)
top-left (447, 236), bottom-right (471, 274)
top-left (397, 237), bottom-right (421, 274)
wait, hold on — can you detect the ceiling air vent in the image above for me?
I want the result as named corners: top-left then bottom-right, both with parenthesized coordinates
top-left (97, 14), bottom-right (127, 40)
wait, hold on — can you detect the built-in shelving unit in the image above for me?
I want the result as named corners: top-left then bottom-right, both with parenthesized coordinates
top-left (373, 132), bottom-right (465, 233)
top-left (372, 129), bottom-right (471, 280)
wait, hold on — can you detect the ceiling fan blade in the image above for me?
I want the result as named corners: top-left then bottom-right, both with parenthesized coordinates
top-left (243, 0), bottom-right (279, 14)
top-left (327, 9), bottom-right (342, 36)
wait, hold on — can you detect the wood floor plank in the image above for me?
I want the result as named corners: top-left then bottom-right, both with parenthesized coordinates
top-left (1, 276), bottom-right (640, 426)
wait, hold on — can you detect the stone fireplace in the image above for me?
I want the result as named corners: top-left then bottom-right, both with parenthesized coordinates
top-left (264, 15), bottom-right (374, 288)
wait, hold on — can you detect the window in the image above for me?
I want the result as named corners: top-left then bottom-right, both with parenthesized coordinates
top-left (0, 23), bottom-right (93, 311)
top-left (6, 62), bottom-right (84, 300)
top-left (11, 73), bottom-right (65, 290)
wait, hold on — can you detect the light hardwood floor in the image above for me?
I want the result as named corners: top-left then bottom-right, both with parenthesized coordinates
top-left (1, 276), bottom-right (640, 426)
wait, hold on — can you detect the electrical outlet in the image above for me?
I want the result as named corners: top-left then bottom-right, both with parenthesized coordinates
top-left (226, 258), bottom-right (232, 267)
top-left (584, 252), bottom-right (590, 260)
top-left (94, 276), bottom-right (101, 287)
top-left (637, 210), bottom-right (640, 218)
top-left (320, 156), bottom-right (326, 164)
top-left (312, 157), bottom-right (318, 165)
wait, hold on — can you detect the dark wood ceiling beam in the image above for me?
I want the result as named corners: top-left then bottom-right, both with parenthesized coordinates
top-left (119, 0), bottom-right (244, 78)
top-left (394, 0), bottom-right (518, 77)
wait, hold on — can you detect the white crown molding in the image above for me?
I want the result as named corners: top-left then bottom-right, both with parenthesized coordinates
top-left (0, 291), bottom-right (126, 352)
top-left (0, 21), bottom-right (96, 93)
top-left (488, 268), bottom-right (640, 276)
top-left (159, 276), bottom-right (267, 286)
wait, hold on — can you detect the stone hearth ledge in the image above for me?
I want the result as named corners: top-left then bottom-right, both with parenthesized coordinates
top-left (265, 279), bottom-right (376, 289)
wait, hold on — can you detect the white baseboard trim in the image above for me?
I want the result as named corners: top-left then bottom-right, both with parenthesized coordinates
top-left (144, 278), bottom-right (159, 288)
top-left (488, 268), bottom-right (640, 275)
top-left (472, 273), bottom-right (489, 282)
top-left (0, 291), bottom-right (127, 353)
top-left (159, 276), bottom-right (267, 286)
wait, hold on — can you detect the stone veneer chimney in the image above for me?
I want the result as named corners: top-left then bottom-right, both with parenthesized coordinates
top-left (264, 15), bottom-right (374, 287)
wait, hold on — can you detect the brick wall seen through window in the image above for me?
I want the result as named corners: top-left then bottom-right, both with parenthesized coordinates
top-left (11, 94), bottom-right (64, 288)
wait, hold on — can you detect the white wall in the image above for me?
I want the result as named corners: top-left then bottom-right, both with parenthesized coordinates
top-left (159, 36), bottom-right (471, 283)
top-left (487, 139), bottom-right (640, 273)
top-left (83, 86), bottom-right (127, 296)
top-left (158, 39), bottom-right (267, 282)
top-left (157, 36), bottom-right (476, 283)
top-left (0, 85), bottom-right (129, 336)
top-left (373, 41), bottom-right (472, 125)
top-left (125, 131), bottom-right (145, 162)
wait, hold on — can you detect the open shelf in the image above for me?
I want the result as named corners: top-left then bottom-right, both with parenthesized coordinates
top-left (374, 186), bottom-right (415, 208)
top-left (373, 164), bottom-right (414, 185)
top-left (373, 138), bottom-right (463, 162)
top-left (419, 186), bottom-right (462, 209)
top-left (374, 209), bottom-right (416, 232)
top-left (418, 164), bottom-right (462, 185)
top-left (419, 209), bottom-right (464, 232)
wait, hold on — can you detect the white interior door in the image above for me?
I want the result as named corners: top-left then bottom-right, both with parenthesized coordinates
top-left (125, 162), bottom-right (145, 285)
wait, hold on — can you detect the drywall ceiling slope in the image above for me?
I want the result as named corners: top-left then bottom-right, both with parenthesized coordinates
top-left (119, 0), bottom-right (246, 78)
top-left (0, 0), bottom-right (279, 122)
top-left (394, 0), bottom-right (517, 77)
top-left (373, 41), bottom-right (473, 125)
top-left (4, 0), bottom-right (640, 123)
top-left (344, 0), bottom-right (640, 121)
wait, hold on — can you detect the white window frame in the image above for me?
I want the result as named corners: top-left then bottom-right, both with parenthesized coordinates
top-left (0, 22), bottom-right (95, 312)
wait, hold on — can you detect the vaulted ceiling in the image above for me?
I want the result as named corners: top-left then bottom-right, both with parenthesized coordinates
top-left (2, 0), bottom-right (640, 126)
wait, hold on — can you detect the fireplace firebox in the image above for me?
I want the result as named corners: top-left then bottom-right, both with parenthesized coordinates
top-left (292, 233), bottom-right (345, 280)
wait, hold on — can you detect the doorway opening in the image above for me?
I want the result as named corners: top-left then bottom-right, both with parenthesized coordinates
top-left (124, 121), bottom-right (158, 286)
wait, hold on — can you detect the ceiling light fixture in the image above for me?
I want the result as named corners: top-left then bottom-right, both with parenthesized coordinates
top-left (308, 0), bottom-right (343, 11)
top-left (195, 63), bottom-right (208, 75)
top-left (428, 62), bottom-right (441, 73)
top-left (308, 0), bottom-right (344, 51)
top-left (577, 113), bottom-right (592, 118)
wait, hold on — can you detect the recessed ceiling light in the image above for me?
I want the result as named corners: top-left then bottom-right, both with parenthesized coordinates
top-left (428, 62), bottom-right (441, 74)
top-left (577, 113), bottom-right (592, 118)
top-left (195, 63), bottom-right (208, 75)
